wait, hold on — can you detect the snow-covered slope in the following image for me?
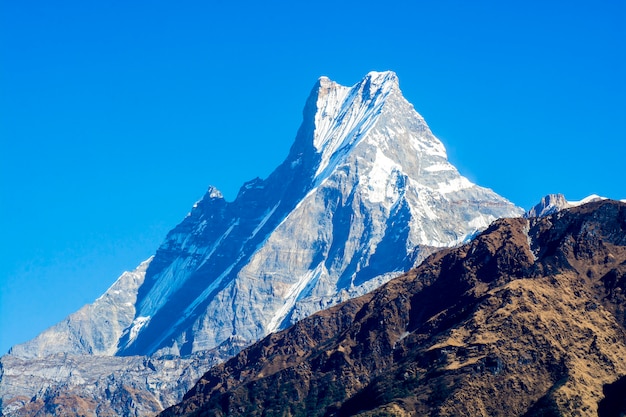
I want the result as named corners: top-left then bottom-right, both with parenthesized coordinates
top-left (2, 71), bottom-right (523, 416)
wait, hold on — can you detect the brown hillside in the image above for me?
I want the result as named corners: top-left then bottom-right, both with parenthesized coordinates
top-left (161, 200), bottom-right (626, 417)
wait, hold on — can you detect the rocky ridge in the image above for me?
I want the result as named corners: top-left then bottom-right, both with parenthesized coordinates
top-left (161, 200), bottom-right (626, 417)
top-left (525, 193), bottom-right (606, 218)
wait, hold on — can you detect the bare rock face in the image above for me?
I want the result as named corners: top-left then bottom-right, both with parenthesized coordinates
top-left (525, 193), bottom-right (571, 218)
top-left (525, 193), bottom-right (607, 218)
top-left (161, 200), bottom-right (626, 417)
top-left (0, 354), bottom-right (198, 417)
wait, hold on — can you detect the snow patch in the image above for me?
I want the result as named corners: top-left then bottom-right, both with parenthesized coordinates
top-left (267, 264), bottom-right (325, 334)
top-left (522, 220), bottom-right (538, 261)
top-left (196, 219), bottom-right (240, 269)
top-left (250, 203), bottom-right (281, 239)
top-left (364, 148), bottom-right (401, 204)
top-left (208, 187), bottom-right (224, 199)
top-left (569, 194), bottom-right (607, 206)
top-left (422, 162), bottom-right (453, 172)
top-left (435, 176), bottom-right (473, 194)
top-left (468, 215), bottom-right (493, 230)
top-left (127, 316), bottom-right (151, 344)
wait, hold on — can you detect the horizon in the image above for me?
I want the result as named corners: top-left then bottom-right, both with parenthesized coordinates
top-left (1, 0), bottom-right (624, 354)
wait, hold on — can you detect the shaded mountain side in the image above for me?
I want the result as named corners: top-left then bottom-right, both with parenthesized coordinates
top-left (598, 376), bottom-right (626, 417)
top-left (161, 200), bottom-right (626, 417)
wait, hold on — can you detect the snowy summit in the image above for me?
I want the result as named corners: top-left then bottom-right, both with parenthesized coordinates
top-left (10, 70), bottom-right (523, 360)
top-left (3, 71), bottom-right (524, 417)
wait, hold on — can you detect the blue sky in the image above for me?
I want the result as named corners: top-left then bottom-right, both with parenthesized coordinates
top-left (1, 0), bottom-right (624, 354)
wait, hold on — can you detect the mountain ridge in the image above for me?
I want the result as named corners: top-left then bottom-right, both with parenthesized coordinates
top-left (525, 193), bottom-right (607, 218)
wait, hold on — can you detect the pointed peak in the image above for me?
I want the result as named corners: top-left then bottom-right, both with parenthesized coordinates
top-left (542, 193), bottom-right (568, 206)
top-left (188, 186), bottom-right (225, 214)
top-left (313, 71), bottom-right (399, 97)
top-left (361, 70), bottom-right (399, 88)
top-left (525, 193), bottom-right (609, 218)
top-left (353, 70), bottom-right (399, 104)
top-left (316, 75), bottom-right (337, 88)
top-left (305, 71), bottom-right (404, 154)
top-left (310, 75), bottom-right (347, 104)
top-left (525, 194), bottom-right (569, 218)
top-left (206, 185), bottom-right (224, 200)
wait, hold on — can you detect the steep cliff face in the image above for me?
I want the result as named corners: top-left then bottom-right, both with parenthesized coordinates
top-left (162, 200), bottom-right (626, 417)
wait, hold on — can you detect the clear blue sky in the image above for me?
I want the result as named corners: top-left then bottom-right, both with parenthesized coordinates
top-left (1, 1), bottom-right (624, 354)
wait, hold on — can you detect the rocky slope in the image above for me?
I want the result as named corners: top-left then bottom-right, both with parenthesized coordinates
top-left (161, 200), bottom-right (626, 417)
top-left (525, 193), bottom-right (606, 218)
top-left (8, 259), bottom-right (151, 359)
top-left (1, 353), bottom-right (209, 417)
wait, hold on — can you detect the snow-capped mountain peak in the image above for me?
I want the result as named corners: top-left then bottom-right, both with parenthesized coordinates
top-left (8, 71), bottom-right (523, 360)
top-left (2, 71), bottom-right (526, 417)
top-left (115, 71), bottom-right (522, 356)
top-left (312, 71), bottom-right (399, 177)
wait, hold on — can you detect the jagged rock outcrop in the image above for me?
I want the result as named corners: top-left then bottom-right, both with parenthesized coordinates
top-left (161, 200), bottom-right (626, 417)
top-left (525, 194), bottom-right (571, 218)
top-left (525, 193), bottom-right (606, 218)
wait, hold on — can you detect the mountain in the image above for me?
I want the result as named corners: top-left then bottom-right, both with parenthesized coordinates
top-left (525, 193), bottom-right (606, 218)
top-left (161, 199), bottom-right (626, 417)
top-left (113, 70), bottom-right (521, 358)
top-left (0, 71), bottom-right (522, 416)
